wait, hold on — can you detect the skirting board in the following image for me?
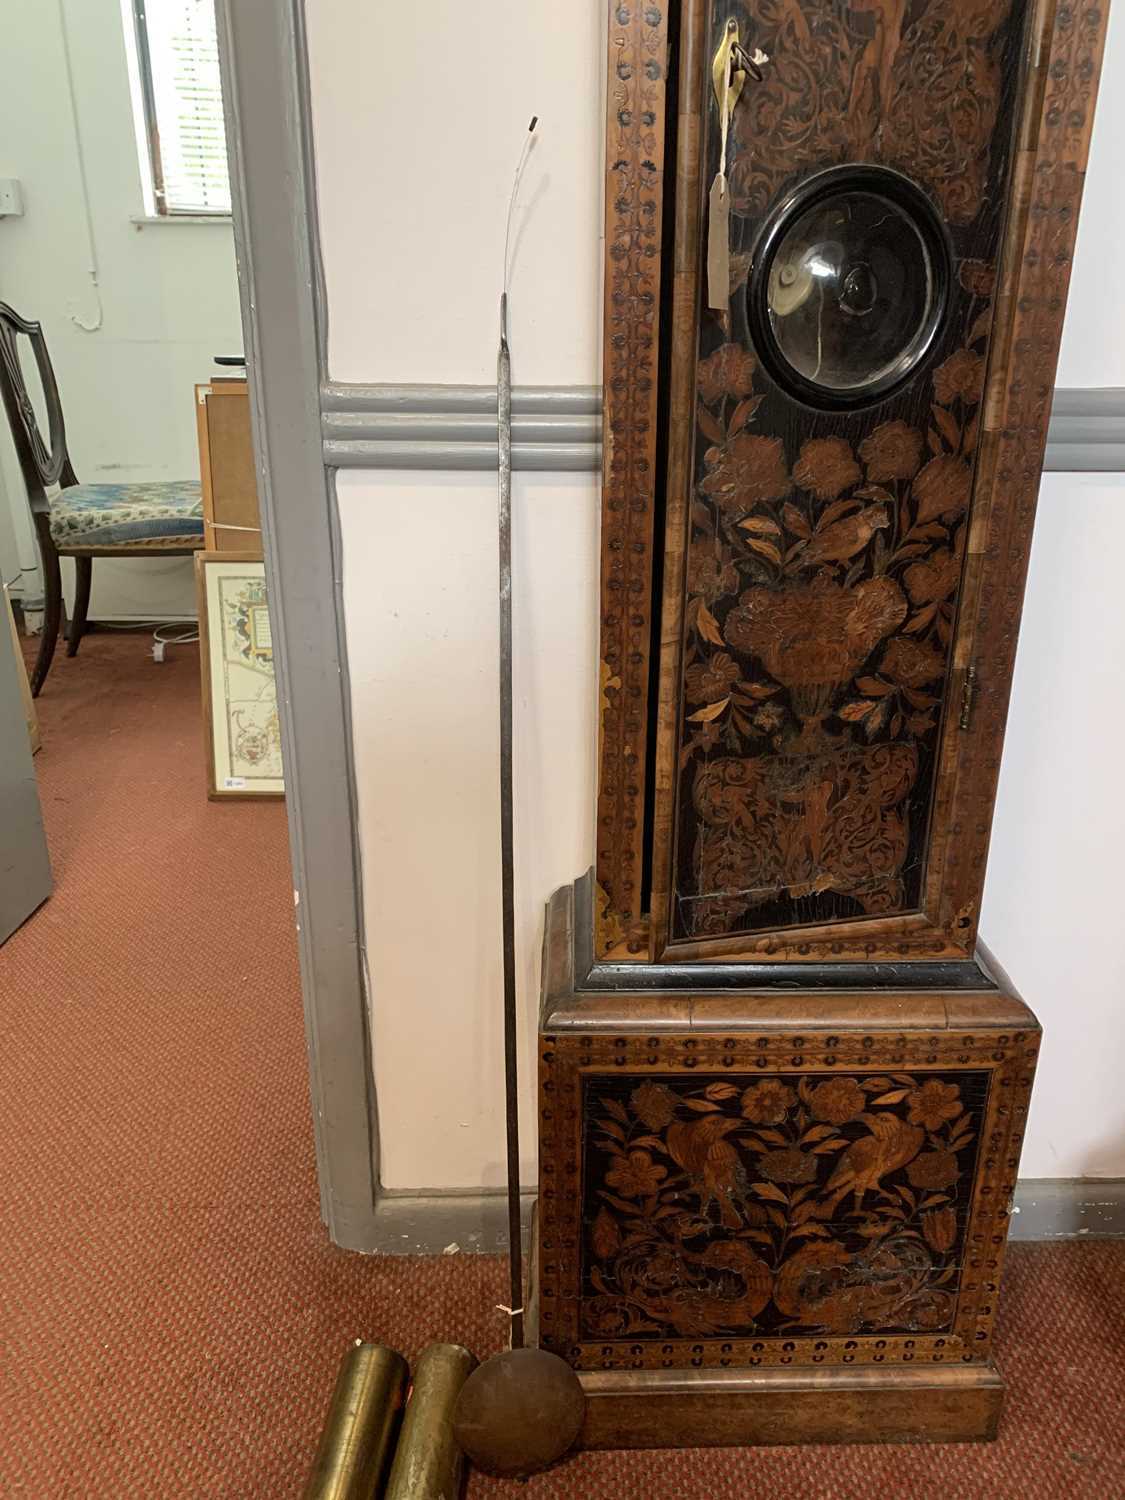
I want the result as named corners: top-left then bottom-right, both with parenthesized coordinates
top-left (356, 1189), bottom-right (537, 1256)
top-left (320, 383), bottom-right (1125, 473)
top-left (359, 1180), bottom-right (1124, 1254)
top-left (1009, 1178), bottom-right (1125, 1240)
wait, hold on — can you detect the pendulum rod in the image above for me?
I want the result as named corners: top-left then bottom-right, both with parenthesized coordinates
top-left (497, 116), bottom-right (537, 1352)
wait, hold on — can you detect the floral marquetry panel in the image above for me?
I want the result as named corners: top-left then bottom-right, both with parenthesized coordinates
top-left (537, 1024), bottom-right (1037, 1372)
top-left (581, 1068), bottom-right (987, 1341)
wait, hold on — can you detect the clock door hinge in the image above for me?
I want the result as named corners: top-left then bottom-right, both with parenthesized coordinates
top-left (959, 666), bottom-right (979, 731)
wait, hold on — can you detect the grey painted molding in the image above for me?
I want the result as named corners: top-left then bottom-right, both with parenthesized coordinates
top-left (1009, 1179), bottom-right (1125, 1240)
top-left (358, 1190), bottom-right (536, 1256)
top-left (1043, 388), bottom-right (1125, 471)
top-left (321, 382), bottom-right (600, 470)
top-left (321, 382), bottom-right (1125, 473)
top-left (216, 0), bottom-right (381, 1251)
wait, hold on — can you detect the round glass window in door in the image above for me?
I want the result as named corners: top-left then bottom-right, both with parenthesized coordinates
top-left (748, 166), bottom-right (952, 408)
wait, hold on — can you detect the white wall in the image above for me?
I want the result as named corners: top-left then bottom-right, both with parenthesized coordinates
top-left (308, 0), bottom-right (1125, 1191)
top-left (0, 0), bottom-right (243, 621)
top-left (338, 469), bottom-right (598, 1188)
top-left (980, 475), bottom-right (1125, 1178)
top-left (310, 0), bottom-right (605, 386)
top-left (1055, 0), bottom-right (1125, 386)
top-left (308, 0), bottom-right (606, 1191)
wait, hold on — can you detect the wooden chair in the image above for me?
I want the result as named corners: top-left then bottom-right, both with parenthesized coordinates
top-left (0, 302), bottom-right (204, 696)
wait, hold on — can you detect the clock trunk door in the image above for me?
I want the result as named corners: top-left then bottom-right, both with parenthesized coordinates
top-left (652, 0), bottom-right (1032, 959)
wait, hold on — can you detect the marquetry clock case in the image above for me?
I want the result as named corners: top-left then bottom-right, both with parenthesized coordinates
top-left (534, 0), bottom-right (1108, 1451)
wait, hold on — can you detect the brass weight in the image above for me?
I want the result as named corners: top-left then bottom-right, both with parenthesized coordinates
top-left (302, 1343), bottom-right (408, 1500)
top-left (385, 1343), bottom-right (477, 1499)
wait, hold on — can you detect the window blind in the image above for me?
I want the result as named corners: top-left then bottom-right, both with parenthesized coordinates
top-left (137, 0), bottom-right (231, 215)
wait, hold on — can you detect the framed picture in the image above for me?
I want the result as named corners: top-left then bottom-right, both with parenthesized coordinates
top-left (195, 551), bottom-right (284, 799)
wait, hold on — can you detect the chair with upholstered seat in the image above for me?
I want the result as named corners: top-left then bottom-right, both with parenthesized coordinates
top-left (0, 301), bottom-right (204, 695)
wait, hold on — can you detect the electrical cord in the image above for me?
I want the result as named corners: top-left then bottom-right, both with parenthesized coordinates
top-left (4, 606), bottom-right (199, 662)
top-left (45, 617), bottom-right (200, 657)
top-left (3, 566), bottom-right (39, 589)
top-left (151, 621), bottom-right (199, 662)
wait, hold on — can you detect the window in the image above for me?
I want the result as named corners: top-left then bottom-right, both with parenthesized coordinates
top-left (123, 0), bottom-right (231, 216)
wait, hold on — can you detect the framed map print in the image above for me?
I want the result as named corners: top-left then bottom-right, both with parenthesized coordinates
top-left (195, 552), bottom-right (284, 800)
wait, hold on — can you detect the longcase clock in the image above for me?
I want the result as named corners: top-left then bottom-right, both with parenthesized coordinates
top-left (534, 0), bottom-right (1109, 1450)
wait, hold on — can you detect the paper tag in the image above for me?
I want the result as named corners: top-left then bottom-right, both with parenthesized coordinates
top-left (223, 776), bottom-right (246, 789)
top-left (707, 173), bottom-right (731, 312)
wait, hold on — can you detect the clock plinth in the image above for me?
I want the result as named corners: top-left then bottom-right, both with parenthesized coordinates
top-left (534, 878), bottom-right (1035, 1447)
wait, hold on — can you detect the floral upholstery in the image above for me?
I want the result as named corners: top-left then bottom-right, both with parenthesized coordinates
top-left (48, 481), bottom-right (204, 551)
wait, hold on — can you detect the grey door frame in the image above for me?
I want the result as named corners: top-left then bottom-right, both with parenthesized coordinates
top-left (214, 0), bottom-right (1125, 1253)
top-left (215, 0), bottom-right (378, 1251)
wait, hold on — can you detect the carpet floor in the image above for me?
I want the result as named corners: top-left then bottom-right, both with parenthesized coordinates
top-left (1, 632), bottom-right (1122, 1498)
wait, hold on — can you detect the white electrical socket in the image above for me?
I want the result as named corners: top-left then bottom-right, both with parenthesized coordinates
top-left (0, 179), bottom-right (25, 216)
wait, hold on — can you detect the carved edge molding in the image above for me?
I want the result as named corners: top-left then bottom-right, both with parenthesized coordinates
top-left (320, 383), bottom-right (1124, 472)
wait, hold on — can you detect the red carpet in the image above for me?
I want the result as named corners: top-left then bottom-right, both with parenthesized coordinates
top-left (1, 632), bottom-right (1122, 1497)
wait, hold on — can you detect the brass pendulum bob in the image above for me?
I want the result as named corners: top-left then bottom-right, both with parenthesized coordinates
top-left (451, 117), bottom-right (586, 1481)
top-left (453, 1344), bottom-right (586, 1481)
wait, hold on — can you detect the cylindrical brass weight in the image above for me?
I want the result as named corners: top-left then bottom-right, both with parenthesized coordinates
top-left (302, 1343), bottom-right (409, 1500)
top-left (384, 1343), bottom-right (477, 1500)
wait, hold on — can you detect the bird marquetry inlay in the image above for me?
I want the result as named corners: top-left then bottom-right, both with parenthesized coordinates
top-left (576, 1067), bottom-right (986, 1344)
